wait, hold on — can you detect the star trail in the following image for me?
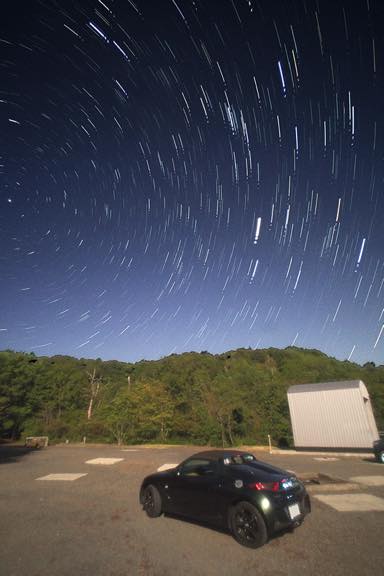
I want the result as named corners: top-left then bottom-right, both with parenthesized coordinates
top-left (1, 0), bottom-right (383, 364)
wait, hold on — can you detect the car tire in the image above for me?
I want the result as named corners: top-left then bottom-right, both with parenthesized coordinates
top-left (378, 451), bottom-right (384, 464)
top-left (142, 484), bottom-right (162, 518)
top-left (229, 501), bottom-right (268, 548)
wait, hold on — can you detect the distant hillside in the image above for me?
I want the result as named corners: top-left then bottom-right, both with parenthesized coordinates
top-left (1, 347), bottom-right (383, 446)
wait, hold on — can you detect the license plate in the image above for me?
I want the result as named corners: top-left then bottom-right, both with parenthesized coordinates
top-left (288, 503), bottom-right (301, 520)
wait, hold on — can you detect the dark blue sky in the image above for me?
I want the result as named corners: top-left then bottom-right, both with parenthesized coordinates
top-left (1, 0), bottom-right (384, 364)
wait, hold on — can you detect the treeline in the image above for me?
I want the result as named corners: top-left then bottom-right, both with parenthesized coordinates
top-left (1, 347), bottom-right (383, 447)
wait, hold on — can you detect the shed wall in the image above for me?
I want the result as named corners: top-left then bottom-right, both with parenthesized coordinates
top-left (287, 381), bottom-right (379, 449)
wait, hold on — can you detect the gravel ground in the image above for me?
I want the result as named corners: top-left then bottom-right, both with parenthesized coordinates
top-left (1, 443), bottom-right (383, 576)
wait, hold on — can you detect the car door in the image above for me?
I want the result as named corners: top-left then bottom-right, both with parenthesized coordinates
top-left (168, 458), bottom-right (222, 520)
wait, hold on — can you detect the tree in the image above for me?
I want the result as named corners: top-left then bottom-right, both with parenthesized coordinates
top-left (201, 374), bottom-right (244, 446)
top-left (1, 347), bottom-right (383, 446)
top-left (86, 368), bottom-right (102, 420)
top-left (132, 380), bottom-right (175, 442)
top-left (0, 352), bottom-right (35, 439)
top-left (100, 390), bottom-right (135, 445)
top-left (98, 378), bottom-right (176, 444)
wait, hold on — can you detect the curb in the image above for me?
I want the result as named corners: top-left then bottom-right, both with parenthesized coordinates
top-left (306, 482), bottom-right (360, 493)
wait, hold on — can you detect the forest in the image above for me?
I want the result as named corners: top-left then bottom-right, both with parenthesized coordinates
top-left (1, 346), bottom-right (383, 447)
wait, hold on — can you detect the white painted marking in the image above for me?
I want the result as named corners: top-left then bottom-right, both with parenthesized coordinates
top-left (157, 463), bottom-right (178, 472)
top-left (314, 457), bottom-right (339, 461)
top-left (314, 493), bottom-right (384, 512)
top-left (36, 473), bottom-right (87, 481)
top-left (85, 458), bottom-right (124, 465)
top-left (350, 476), bottom-right (384, 487)
top-left (121, 449), bottom-right (139, 452)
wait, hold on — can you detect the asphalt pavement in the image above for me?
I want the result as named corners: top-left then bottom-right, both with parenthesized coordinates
top-left (1, 443), bottom-right (383, 576)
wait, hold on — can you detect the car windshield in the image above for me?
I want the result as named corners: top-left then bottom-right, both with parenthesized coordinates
top-left (223, 453), bottom-right (256, 465)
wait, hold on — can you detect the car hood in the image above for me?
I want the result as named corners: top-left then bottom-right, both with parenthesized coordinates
top-left (142, 468), bottom-right (177, 484)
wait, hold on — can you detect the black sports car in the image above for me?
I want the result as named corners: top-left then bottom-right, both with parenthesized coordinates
top-left (140, 450), bottom-right (311, 548)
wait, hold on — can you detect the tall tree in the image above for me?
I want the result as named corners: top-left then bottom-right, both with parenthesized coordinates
top-left (86, 368), bottom-right (102, 420)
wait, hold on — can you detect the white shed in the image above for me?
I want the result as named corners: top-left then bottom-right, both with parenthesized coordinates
top-left (287, 380), bottom-right (379, 450)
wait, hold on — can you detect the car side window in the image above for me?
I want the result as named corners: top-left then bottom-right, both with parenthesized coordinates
top-left (179, 458), bottom-right (217, 477)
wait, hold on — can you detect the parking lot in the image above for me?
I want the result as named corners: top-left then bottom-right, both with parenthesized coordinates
top-left (1, 443), bottom-right (384, 576)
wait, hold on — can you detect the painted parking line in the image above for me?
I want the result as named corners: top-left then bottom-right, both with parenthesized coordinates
top-left (313, 457), bottom-right (339, 461)
top-left (314, 493), bottom-right (384, 512)
top-left (157, 463), bottom-right (178, 471)
top-left (36, 473), bottom-right (88, 481)
top-left (349, 476), bottom-right (384, 486)
top-left (85, 458), bottom-right (124, 465)
top-left (121, 449), bottom-right (139, 452)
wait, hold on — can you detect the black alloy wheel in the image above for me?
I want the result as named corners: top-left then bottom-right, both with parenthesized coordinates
top-left (142, 484), bottom-right (162, 518)
top-left (229, 501), bottom-right (268, 548)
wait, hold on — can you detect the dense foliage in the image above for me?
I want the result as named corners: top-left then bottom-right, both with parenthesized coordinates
top-left (1, 347), bottom-right (383, 446)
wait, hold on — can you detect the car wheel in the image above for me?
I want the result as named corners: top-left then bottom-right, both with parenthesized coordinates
top-left (142, 484), bottom-right (162, 518)
top-left (229, 501), bottom-right (268, 548)
top-left (378, 451), bottom-right (384, 464)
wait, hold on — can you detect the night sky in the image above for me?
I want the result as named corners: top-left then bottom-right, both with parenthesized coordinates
top-left (1, 0), bottom-right (384, 365)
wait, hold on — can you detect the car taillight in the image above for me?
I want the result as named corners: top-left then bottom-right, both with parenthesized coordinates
top-left (280, 478), bottom-right (295, 490)
top-left (248, 481), bottom-right (280, 492)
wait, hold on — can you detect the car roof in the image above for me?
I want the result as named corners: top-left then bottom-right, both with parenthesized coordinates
top-left (186, 449), bottom-right (254, 462)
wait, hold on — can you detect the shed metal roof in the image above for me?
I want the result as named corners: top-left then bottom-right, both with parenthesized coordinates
top-left (288, 380), bottom-right (363, 394)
